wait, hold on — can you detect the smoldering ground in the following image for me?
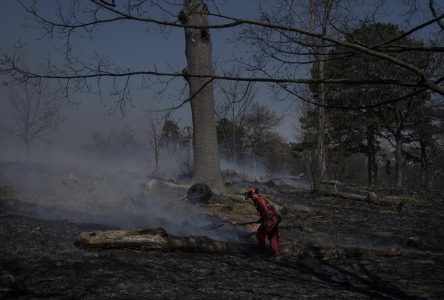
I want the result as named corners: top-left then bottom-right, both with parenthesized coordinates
top-left (0, 129), bottom-right (304, 244)
top-left (1, 135), bottom-right (444, 299)
top-left (0, 157), bottom-right (250, 242)
top-left (1, 160), bottom-right (444, 299)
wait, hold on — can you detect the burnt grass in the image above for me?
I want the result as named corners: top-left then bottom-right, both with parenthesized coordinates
top-left (1, 162), bottom-right (444, 299)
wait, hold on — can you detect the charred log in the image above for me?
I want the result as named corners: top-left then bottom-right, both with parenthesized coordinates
top-left (77, 228), bottom-right (407, 260)
top-left (318, 190), bottom-right (399, 207)
top-left (78, 228), bottom-right (258, 254)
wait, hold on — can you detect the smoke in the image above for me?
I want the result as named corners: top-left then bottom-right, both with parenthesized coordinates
top-left (220, 158), bottom-right (268, 181)
top-left (0, 141), bottom-right (244, 242)
top-left (0, 117), bottom-right (298, 244)
top-left (221, 158), bottom-right (309, 190)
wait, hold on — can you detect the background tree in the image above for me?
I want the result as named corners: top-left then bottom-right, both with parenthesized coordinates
top-left (316, 23), bottom-right (431, 187)
top-left (240, 0), bottom-right (338, 190)
top-left (243, 103), bottom-right (281, 172)
top-left (0, 80), bottom-right (63, 157)
top-left (216, 118), bottom-right (246, 166)
top-left (160, 117), bottom-right (192, 176)
top-left (147, 113), bottom-right (163, 177)
top-left (405, 100), bottom-right (444, 190)
top-left (257, 131), bottom-right (294, 174)
top-left (216, 97), bottom-right (287, 175)
top-left (215, 79), bottom-right (255, 168)
top-left (161, 118), bottom-right (180, 156)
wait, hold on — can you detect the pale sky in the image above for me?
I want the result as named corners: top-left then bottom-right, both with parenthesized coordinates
top-left (0, 0), bottom-right (439, 160)
top-left (0, 0), bottom-right (267, 151)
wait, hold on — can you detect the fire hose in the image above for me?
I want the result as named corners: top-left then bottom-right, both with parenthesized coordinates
top-left (231, 220), bottom-right (261, 226)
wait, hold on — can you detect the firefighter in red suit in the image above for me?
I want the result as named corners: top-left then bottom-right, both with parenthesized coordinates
top-left (245, 186), bottom-right (280, 256)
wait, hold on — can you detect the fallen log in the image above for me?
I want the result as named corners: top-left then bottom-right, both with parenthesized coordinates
top-left (77, 228), bottom-right (407, 260)
top-left (318, 190), bottom-right (397, 207)
top-left (319, 190), bottom-right (366, 201)
top-left (145, 179), bottom-right (189, 200)
top-left (78, 228), bottom-right (259, 254)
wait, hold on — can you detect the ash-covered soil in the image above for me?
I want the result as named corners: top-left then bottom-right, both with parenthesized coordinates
top-left (2, 211), bottom-right (442, 300)
top-left (1, 161), bottom-right (443, 299)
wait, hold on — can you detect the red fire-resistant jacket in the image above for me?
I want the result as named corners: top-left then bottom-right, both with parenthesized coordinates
top-left (252, 194), bottom-right (279, 232)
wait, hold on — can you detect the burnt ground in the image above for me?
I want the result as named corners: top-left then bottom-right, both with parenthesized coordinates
top-left (1, 161), bottom-right (444, 299)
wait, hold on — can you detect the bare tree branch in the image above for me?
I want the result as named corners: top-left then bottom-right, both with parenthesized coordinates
top-left (3, 0), bottom-right (444, 112)
top-left (0, 60), bottom-right (423, 87)
top-left (429, 0), bottom-right (444, 30)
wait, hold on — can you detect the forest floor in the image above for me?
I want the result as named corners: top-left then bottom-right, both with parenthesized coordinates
top-left (0, 161), bottom-right (443, 299)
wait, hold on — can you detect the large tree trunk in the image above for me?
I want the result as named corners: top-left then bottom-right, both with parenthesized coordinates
top-left (309, 0), bottom-right (332, 192)
top-left (181, 0), bottom-right (225, 192)
top-left (420, 139), bottom-right (427, 190)
top-left (366, 128), bottom-right (377, 186)
top-left (23, 138), bottom-right (32, 162)
top-left (316, 1), bottom-right (333, 187)
top-left (150, 120), bottom-right (160, 176)
top-left (419, 139), bottom-right (434, 191)
top-left (395, 134), bottom-right (403, 188)
top-left (316, 76), bottom-right (327, 189)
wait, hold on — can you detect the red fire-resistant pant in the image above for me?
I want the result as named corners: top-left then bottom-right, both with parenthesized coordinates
top-left (256, 223), bottom-right (280, 256)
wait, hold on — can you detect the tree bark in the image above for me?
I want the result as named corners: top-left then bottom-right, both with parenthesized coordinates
top-left (420, 139), bottom-right (427, 190)
top-left (316, 70), bottom-right (327, 190)
top-left (78, 228), bottom-right (258, 254)
top-left (150, 120), bottom-right (160, 176)
top-left (366, 127), bottom-right (377, 186)
top-left (395, 134), bottom-right (403, 188)
top-left (181, 0), bottom-right (225, 192)
top-left (77, 227), bottom-right (404, 258)
top-left (419, 139), bottom-right (434, 191)
top-left (24, 139), bottom-right (31, 161)
top-left (373, 153), bottom-right (378, 183)
top-left (309, 0), bottom-right (332, 192)
top-left (317, 1), bottom-right (333, 187)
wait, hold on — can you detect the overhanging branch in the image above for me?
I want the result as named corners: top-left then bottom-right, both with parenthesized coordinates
top-left (2, 64), bottom-right (421, 88)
